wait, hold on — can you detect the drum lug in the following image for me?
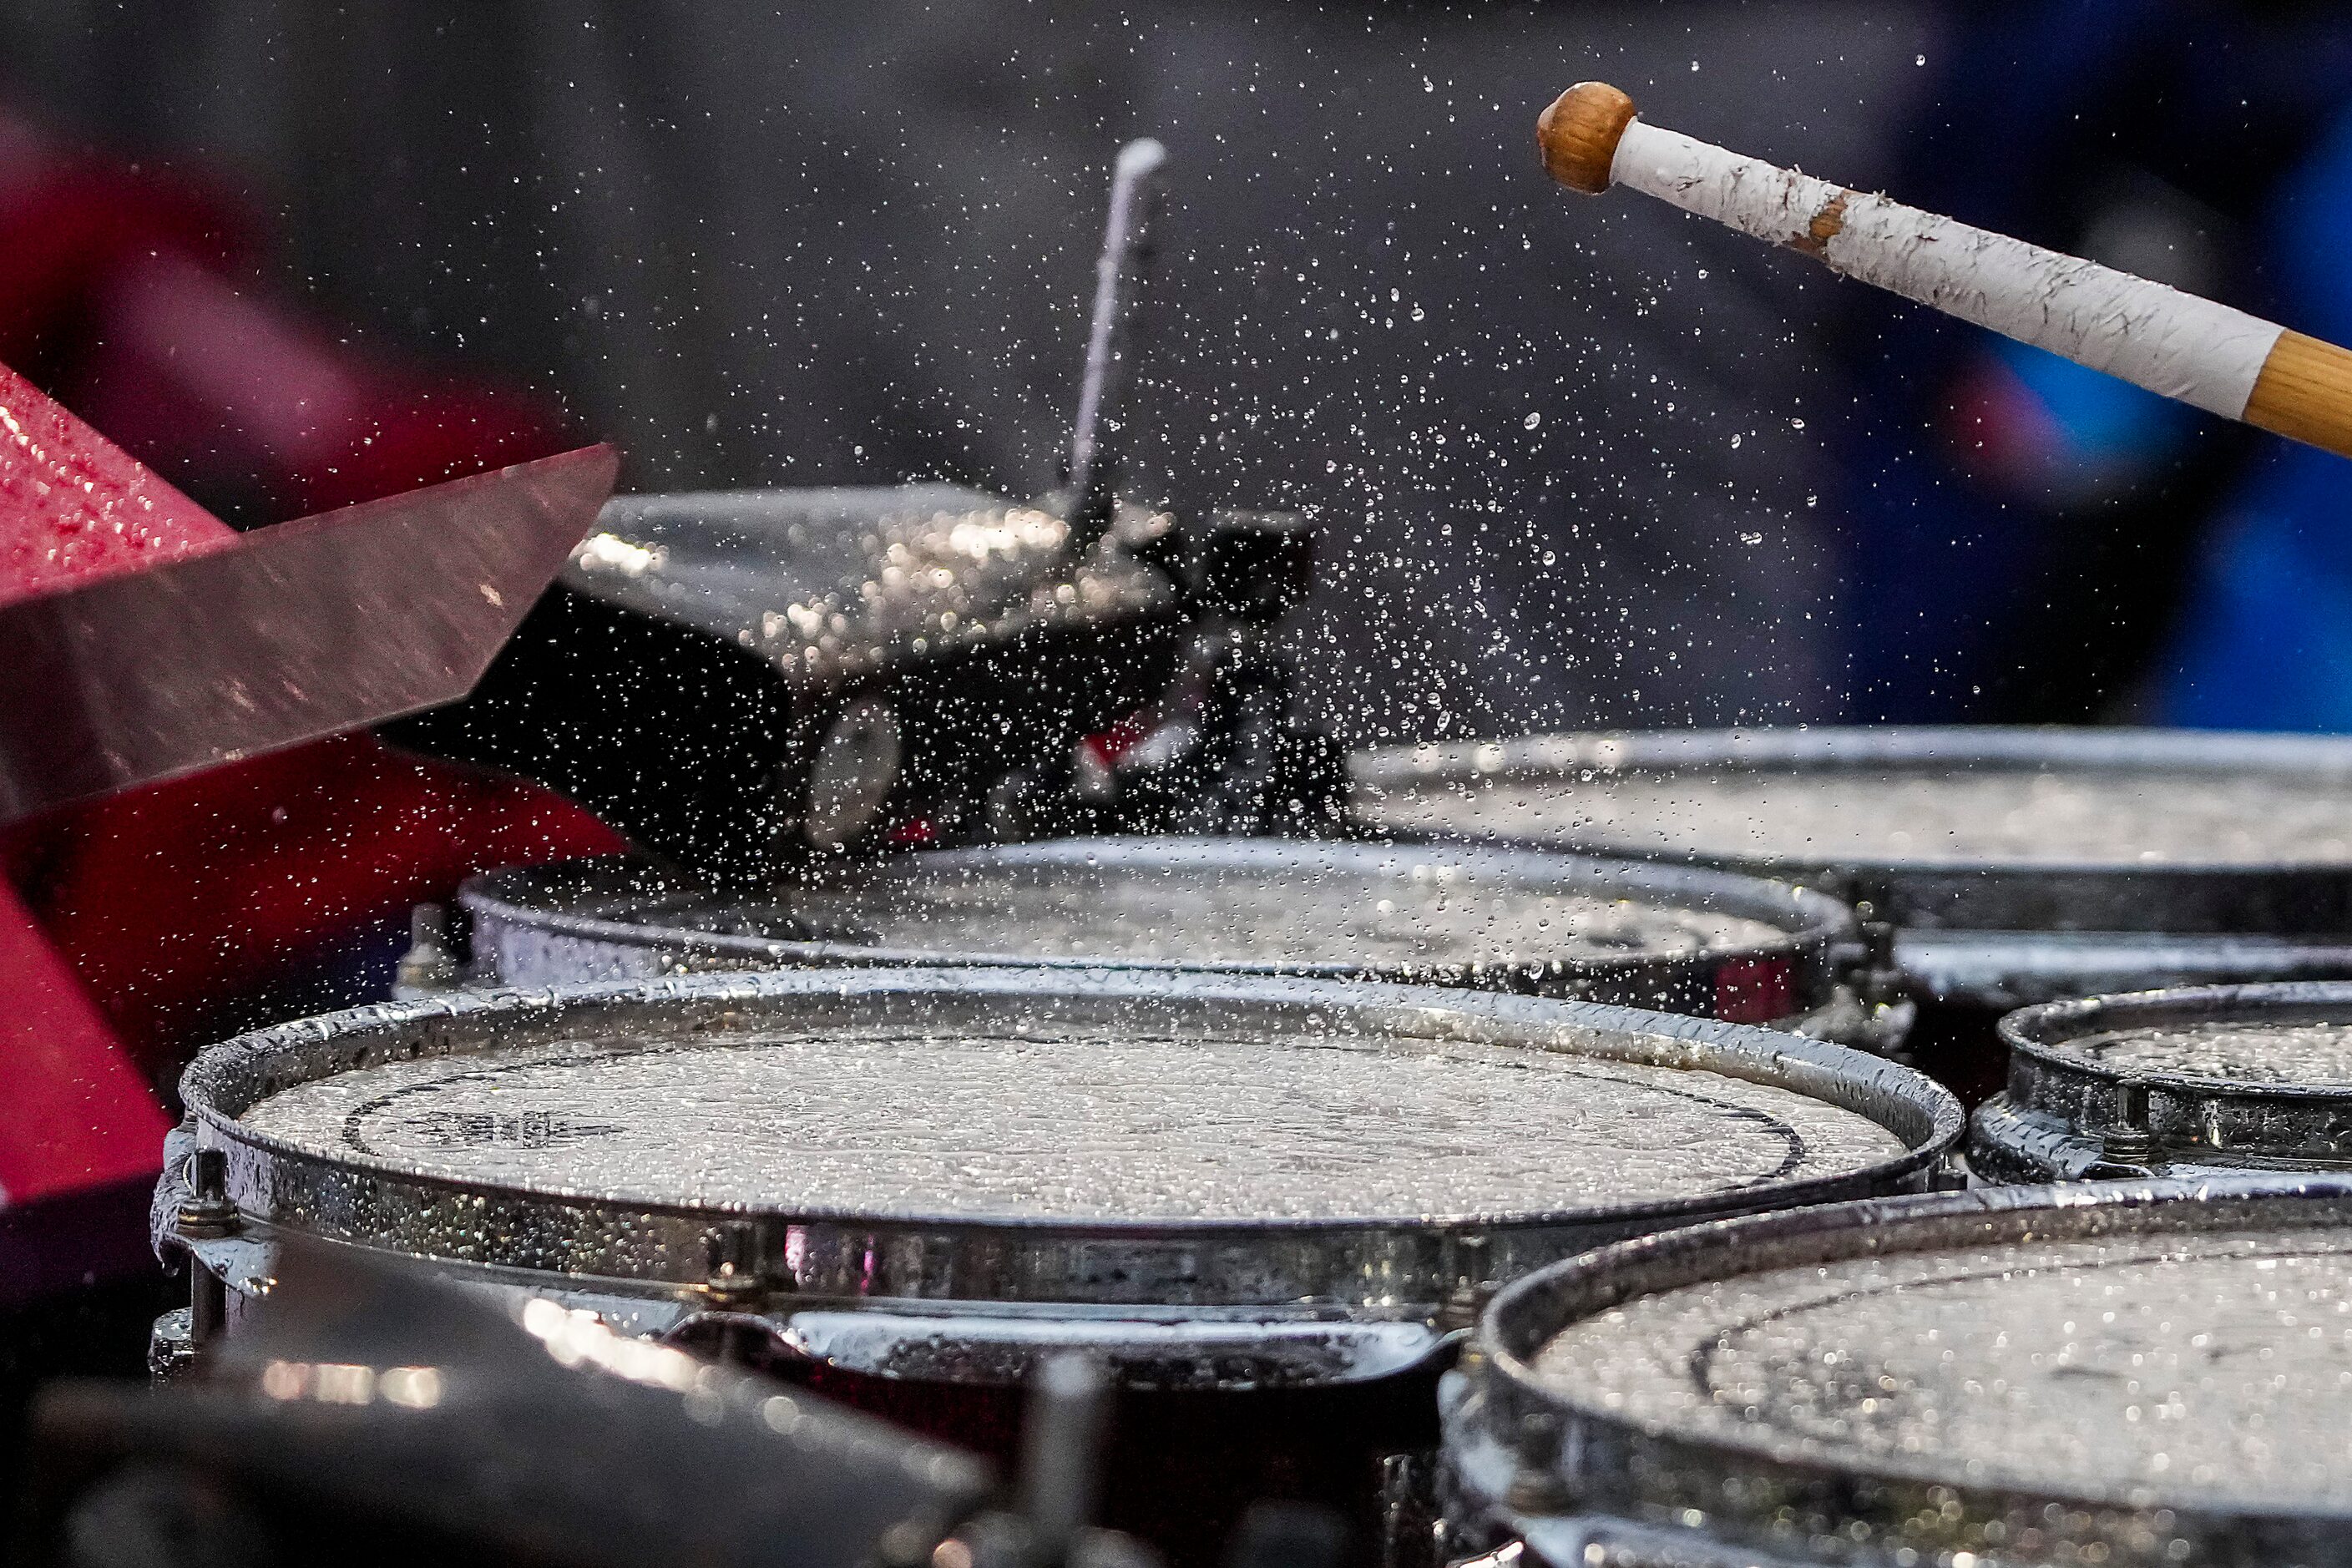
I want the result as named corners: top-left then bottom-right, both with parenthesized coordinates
top-left (392, 902), bottom-right (464, 999)
top-left (702, 1220), bottom-right (767, 1310)
top-left (1501, 1414), bottom-right (1575, 1514)
top-left (1434, 1282), bottom-right (1484, 1333)
top-left (2097, 1079), bottom-right (2158, 1166)
top-left (175, 1148), bottom-right (240, 1241)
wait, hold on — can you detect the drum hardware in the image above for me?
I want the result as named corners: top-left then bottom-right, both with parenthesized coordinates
top-left (1355, 726), bottom-right (2352, 1108)
top-left (1448, 1176), bottom-right (2352, 1568)
top-left (392, 903), bottom-right (463, 1000)
top-left (164, 1148), bottom-right (240, 1363)
top-left (450, 838), bottom-right (1886, 1051)
top-left (996, 510), bottom-right (1343, 842)
top-left (387, 135), bottom-right (1340, 877)
top-left (703, 1222), bottom-right (770, 1313)
top-left (1497, 1414), bottom-right (1572, 1517)
top-left (1015, 1354), bottom-right (1112, 1568)
top-left (154, 967), bottom-right (1958, 1566)
top-left (172, 1149), bottom-right (238, 1242)
top-left (1059, 140), bottom-right (1166, 566)
top-left (2097, 1080), bottom-right (2158, 1168)
top-left (1808, 902), bottom-right (1918, 1060)
top-left (34, 1238), bottom-right (999, 1568)
top-left (1973, 981), bottom-right (2352, 1182)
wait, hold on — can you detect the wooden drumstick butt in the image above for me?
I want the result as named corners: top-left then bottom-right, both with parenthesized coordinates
top-left (1536, 82), bottom-right (1635, 195)
top-left (1537, 82), bottom-right (2352, 462)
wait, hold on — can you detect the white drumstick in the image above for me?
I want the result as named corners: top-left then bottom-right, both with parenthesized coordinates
top-left (1537, 82), bottom-right (2352, 461)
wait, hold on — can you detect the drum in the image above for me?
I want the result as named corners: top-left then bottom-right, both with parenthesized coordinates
top-left (458, 837), bottom-right (1901, 1047)
top-left (1447, 1176), bottom-right (2352, 1568)
top-left (154, 968), bottom-right (1957, 1566)
top-left (1353, 726), bottom-right (2352, 1105)
top-left (1973, 981), bottom-right (2352, 1182)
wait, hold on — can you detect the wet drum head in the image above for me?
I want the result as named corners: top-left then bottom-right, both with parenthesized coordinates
top-left (170, 969), bottom-right (1956, 1379)
top-left (1351, 728), bottom-right (2352, 1009)
top-left (460, 837), bottom-right (1860, 1028)
top-left (1454, 1176), bottom-right (2352, 1568)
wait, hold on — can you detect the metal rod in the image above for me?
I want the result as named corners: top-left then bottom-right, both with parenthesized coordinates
top-left (1063, 137), bottom-right (1169, 558)
top-left (1016, 1353), bottom-right (1111, 1566)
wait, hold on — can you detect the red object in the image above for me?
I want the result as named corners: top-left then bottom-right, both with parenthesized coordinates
top-left (0, 115), bottom-right (625, 1211)
top-left (0, 878), bottom-right (169, 1206)
top-left (16, 737), bottom-right (624, 1080)
top-left (1712, 954), bottom-right (1796, 1024)
top-left (0, 357), bottom-right (233, 605)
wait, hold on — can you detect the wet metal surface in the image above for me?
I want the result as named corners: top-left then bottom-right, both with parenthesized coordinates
top-left (173, 969), bottom-right (1958, 1318)
top-left (237, 1015), bottom-right (1904, 1222)
top-left (568, 486), bottom-right (1172, 692)
top-left (1976, 984), bottom-right (2352, 1183)
top-left (0, 446), bottom-right (616, 823)
top-left (1457, 1178), bottom-right (2352, 1567)
top-left (460, 841), bottom-right (1857, 1031)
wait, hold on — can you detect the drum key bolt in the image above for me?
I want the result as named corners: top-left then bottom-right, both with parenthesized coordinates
top-left (1503, 1412), bottom-right (1575, 1514)
top-left (2101, 1080), bottom-right (2157, 1165)
top-left (703, 1220), bottom-right (766, 1309)
top-left (175, 1148), bottom-right (239, 1240)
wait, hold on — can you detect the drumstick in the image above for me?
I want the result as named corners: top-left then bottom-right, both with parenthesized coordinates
top-left (1536, 82), bottom-right (2352, 462)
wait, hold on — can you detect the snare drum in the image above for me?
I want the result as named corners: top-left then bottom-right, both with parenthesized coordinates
top-left (459, 837), bottom-right (1898, 1046)
top-left (1353, 727), bottom-right (2352, 1105)
top-left (1975, 981), bottom-right (2352, 1181)
top-left (1448, 1176), bottom-right (2352, 1568)
top-left (156, 969), bottom-right (1956, 1566)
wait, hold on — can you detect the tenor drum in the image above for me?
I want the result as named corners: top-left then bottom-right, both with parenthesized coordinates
top-left (459, 837), bottom-right (1898, 1046)
top-left (1447, 1176), bottom-right (2352, 1568)
top-left (1974, 981), bottom-right (2352, 1181)
top-left (156, 969), bottom-right (1956, 1565)
top-left (1353, 726), bottom-right (2352, 1105)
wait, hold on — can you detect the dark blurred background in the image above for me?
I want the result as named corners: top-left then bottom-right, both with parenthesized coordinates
top-left (0, 0), bottom-right (2346, 744)
top-left (1, 0), bottom-right (2350, 1479)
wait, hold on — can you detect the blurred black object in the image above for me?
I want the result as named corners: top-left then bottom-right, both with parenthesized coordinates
top-left (387, 138), bottom-right (1344, 878)
top-left (23, 1242), bottom-right (994, 1568)
top-left (1221, 1503), bottom-right (1351, 1568)
top-left (0, 1181), bottom-right (178, 1568)
top-left (994, 508), bottom-right (1345, 840)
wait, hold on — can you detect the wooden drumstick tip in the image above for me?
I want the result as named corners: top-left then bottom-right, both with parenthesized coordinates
top-left (1538, 82), bottom-right (1637, 195)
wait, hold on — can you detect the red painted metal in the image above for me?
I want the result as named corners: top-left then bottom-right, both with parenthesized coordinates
top-left (0, 878), bottom-right (170, 1206)
top-left (0, 364), bottom-right (624, 1211)
top-left (0, 358), bottom-right (233, 607)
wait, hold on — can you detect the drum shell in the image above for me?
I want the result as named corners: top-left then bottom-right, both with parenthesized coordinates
top-left (1353, 727), bottom-right (2352, 1108)
top-left (1973, 981), bottom-right (2352, 1182)
top-left (456, 838), bottom-right (1890, 1047)
top-left (157, 969), bottom-right (1957, 1566)
top-left (1444, 1177), bottom-right (2352, 1568)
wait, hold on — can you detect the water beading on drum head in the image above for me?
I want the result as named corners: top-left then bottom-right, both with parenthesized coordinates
top-left (1532, 1223), bottom-right (2352, 1510)
top-left (234, 1015), bottom-right (1905, 1223)
top-left (775, 850), bottom-right (1788, 965)
top-left (1374, 766), bottom-right (2352, 868)
top-left (2056, 1016), bottom-right (2352, 1088)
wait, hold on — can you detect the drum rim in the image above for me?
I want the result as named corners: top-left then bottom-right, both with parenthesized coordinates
top-left (458, 837), bottom-right (1857, 999)
top-left (2001, 979), bottom-right (2352, 1099)
top-left (1982, 983), bottom-right (2352, 1179)
top-left (1469, 1176), bottom-right (2352, 1536)
top-left (177, 967), bottom-right (1958, 1311)
top-left (1348, 726), bottom-right (2352, 935)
